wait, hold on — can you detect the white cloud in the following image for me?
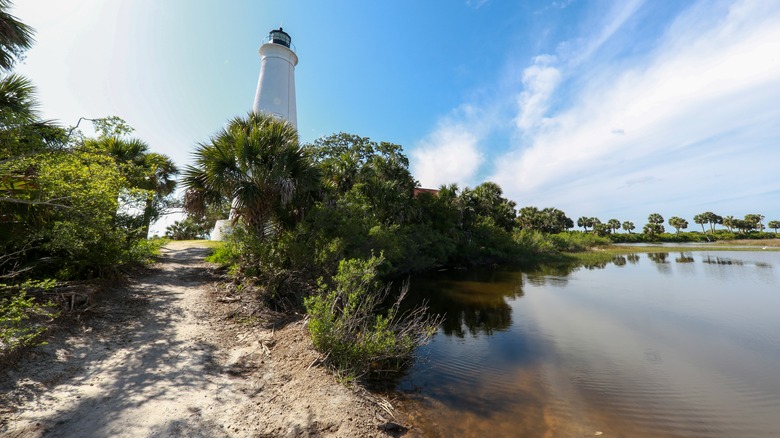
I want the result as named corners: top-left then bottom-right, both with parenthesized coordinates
top-left (515, 55), bottom-right (561, 132)
top-left (492, 0), bottom-right (780, 223)
top-left (411, 107), bottom-right (486, 189)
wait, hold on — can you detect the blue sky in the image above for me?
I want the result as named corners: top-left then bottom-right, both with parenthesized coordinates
top-left (12, 0), bottom-right (780, 229)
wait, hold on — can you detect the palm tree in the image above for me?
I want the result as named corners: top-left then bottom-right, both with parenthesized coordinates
top-left (668, 216), bottom-right (688, 235)
top-left (577, 216), bottom-right (590, 232)
top-left (183, 112), bottom-right (319, 237)
top-left (136, 152), bottom-right (178, 235)
top-left (0, 0), bottom-right (35, 71)
top-left (648, 213), bottom-right (664, 225)
top-left (745, 214), bottom-right (764, 232)
top-left (85, 136), bottom-right (179, 236)
top-left (1, 74), bottom-right (65, 234)
top-left (722, 215), bottom-right (734, 232)
top-left (607, 219), bottom-right (621, 234)
top-left (693, 213), bottom-right (706, 233)
top-left (0, 72), bottom-right (33, 113)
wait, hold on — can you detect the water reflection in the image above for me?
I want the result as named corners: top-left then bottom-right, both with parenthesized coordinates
top-left (524, 264), bottom-right (574, 287)
top-left (411, 269), bottom-right (523, 337)
top-left (703, 255), bottom-right (744, 265)
top-left (402, 251), bottom-right (780, 437)
top-left (675, 252), bottom-right (695, 263)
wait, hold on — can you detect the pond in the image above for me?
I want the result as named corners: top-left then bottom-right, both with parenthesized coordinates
top-left (397, 251), bottom-right (780, 437)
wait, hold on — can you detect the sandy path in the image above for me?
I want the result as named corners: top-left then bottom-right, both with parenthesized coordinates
top-left (1, 242), bottom-right (404, 437)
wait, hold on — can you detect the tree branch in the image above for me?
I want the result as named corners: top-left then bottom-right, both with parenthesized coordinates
top-left (0, 197), bottom-right (71, 208)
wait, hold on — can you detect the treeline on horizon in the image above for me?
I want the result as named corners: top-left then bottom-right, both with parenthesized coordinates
top-left (528, 210), bottom-right (780, 242)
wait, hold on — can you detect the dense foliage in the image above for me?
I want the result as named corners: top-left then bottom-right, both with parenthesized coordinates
top-left (193, 129), bottom-right (538, 292)
top-left (2, 113), bottom-right (176, 279)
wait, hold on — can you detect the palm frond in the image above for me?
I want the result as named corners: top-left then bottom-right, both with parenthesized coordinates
top-left (0, 0), bottom-right (35, 71)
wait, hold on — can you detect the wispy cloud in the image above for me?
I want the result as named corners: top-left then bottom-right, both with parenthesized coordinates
top-left (466, 0), bottom-right (490, 10)
top-left (569, 0), bottom-right (645, 65)
top-left (551, 0), bottom-right (576, 10)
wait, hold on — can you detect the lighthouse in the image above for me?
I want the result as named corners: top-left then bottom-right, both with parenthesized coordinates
top-left (253, 27), bottom-right (298, 128)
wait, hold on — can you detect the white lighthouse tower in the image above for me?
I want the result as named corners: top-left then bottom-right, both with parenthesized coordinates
top-left (253, 28), bottom-right (298, 128)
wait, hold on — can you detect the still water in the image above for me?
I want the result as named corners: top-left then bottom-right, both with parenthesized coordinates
top-left (398, 251), bottom-right (780, 437)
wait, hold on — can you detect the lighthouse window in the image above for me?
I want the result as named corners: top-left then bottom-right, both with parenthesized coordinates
top-left (272, 33), bottom-right (290, 47)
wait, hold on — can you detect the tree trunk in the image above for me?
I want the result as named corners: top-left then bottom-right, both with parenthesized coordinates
top-left (142, 195), bottom-right (154, 239)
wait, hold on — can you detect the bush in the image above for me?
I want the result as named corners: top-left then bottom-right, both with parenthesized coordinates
top-left (304, 254), bottom-right (440, 381)
top-left (512, 229), bottom-right (558, 255)
top-left (1, 280), bottom-right (60, 355)
top-left (512, 230), bottom-right (610, 254)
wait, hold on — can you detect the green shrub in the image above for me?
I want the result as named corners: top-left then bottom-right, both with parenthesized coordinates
top-left (124, 237), bottom-right (168, 265)
top-left (513, 229), bottom-right (558, 254)
top-left (513, 230), bottom-right (609, 254)
top-left (304, 254), bottom-right (440, 381)
top-left (1, 280), bottom-right (60, 355)
top-left (205, 240), bottom-right (240, 267)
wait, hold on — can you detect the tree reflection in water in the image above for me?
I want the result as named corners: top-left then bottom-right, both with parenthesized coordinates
top-left (676, 252), bottom-right (695, 263)
top-left (407, 268), bottom-right (523, 337)
top-left (647, 252), bottom-right (670, 264)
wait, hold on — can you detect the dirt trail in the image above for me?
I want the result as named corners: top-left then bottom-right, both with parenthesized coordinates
top-left (1, 241), bottom-right (407, 437)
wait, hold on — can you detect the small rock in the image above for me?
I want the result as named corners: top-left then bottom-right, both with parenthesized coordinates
top-left (378, 422), bottom-right (407, 433)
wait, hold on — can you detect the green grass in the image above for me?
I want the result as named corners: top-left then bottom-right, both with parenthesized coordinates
top-left (167, 239), bottom-right (225, 248)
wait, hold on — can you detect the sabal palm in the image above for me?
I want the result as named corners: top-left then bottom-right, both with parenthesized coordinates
top-left (85, 136), bottom-right (177, 194)
top-left (85, 136), bottom-right (178, 233)
top-left (183, 112), bottom-right (319, 235)
top-left (0, 0), bottom-right (35, 71)
top-left (0, 73), bottom-right (35, 120)
top-left (1, 74), bottom-right (61, 233)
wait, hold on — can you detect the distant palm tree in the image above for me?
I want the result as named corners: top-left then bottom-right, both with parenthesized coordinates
top-left (721, 216), bottom-right (733, 232)
top-left (183, 112), bottom-right (319, 237)
top-left (693, 213), bottom-right (706, 233)
top-left (577, 216), bottom-right (589, 232)
top-left (0, 0), bottom-right (35, 71)
top-left (607, 219), bottom-right (621, 234)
